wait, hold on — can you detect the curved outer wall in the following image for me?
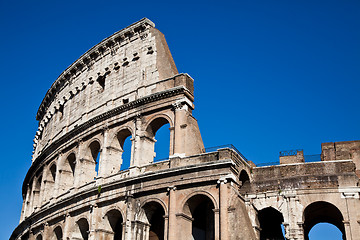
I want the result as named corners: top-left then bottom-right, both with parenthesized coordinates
top-left (11, 18), bottom-right (360, 240)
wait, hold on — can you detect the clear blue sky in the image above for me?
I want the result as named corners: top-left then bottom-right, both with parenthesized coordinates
top-left (1, 0), bottom-right (359, 239)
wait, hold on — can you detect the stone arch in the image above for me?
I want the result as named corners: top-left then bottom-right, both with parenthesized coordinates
top-left (49, 162), bottom-right (57, 182)
top-left (102, 208), bottom-right (124, 240)
top-left (136, 200), bottom-right (167, 240)
top-left (51, 225), bottom-right (63, 240)
top-left (303, 201), bottom-right (345, 240)
top-left (31, 171), bottom-right (43, 211)
top-left (85, 139), bottom-right (102, 180)
top-left (108, 126), bottom-right (134, 173)
top-left (181, 191), bottom-right (219, 211)
top-left (257, 206), bottom-right (285, 240)
top-left (145, 114), bottom-right (174, 135)
top-left (181, 193), bottom-right (216, 240)
top-left (72, 217), bottom-right (90, 240)
top-left (143, 115), bottom-right (173, 164)
top-left (43, 161), bottom-right (57, 202)
top-left (238, 169), bottom-right (251, 193)
top-left (141, 198), bottom-right (168, 215)
top-left (58, 152), bottom-right (76, 195)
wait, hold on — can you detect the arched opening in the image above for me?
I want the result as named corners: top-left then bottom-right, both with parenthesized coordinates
top-left (108, 129), bottom-right (132, 172)
top-left (32, 174), bottom-right (42, 211)
top-left (89, 141), bottom-right (101, 177)
top-left (105, 209), bottom-right (123, 240)
top-left (67, 153), bottom-right (76, 177)
top-left (154, 123), bottom-right (170, 162)
top-left (146, 117), bottom-right (171, 163)
top-left (53, 226), bottom-right (63, 240)
top-left (258, 207), bottom-right (285, 240)
top-left (183, 194), bottom-right (215, 240)
top-left (303, 201), bottom-right (345, 240)
top-left (59, 153), bottom-right (76, 194)
top-left (309, 223), bottom-right (343, 239)
top-left (73, 218), bottom-right (89, 240)
top-left (120, 135), bottom-right (132, 170)
top-left (142, 201), bottom-right (166, 240)
top-left (35, 234), bottom-right (43, 240)
top-left (50, 164), bottom-right (57, 181)
top-left (44, 163), bottom-right (57, 202)
top-left (238, 170), bottom-right (250, 193)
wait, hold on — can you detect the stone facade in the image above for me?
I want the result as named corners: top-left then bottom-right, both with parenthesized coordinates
top-left (11, 18), bottom-right (360, 240)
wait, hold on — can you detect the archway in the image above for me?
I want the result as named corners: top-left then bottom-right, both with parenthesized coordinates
top-left (108, 128), bottom-right (132, 172)
top-left (59, 153), bottom-right (76, 194)
top-left (142, 201), bottom-right (166, 240)
top-left (52, 226), bottom-right (63, 240)
top-left (73, 218), bottom-right (89, 240)
top-left (44, 163), bottom-right (57, 202)
top-left (105, 209), bottom-right (123, 240)
top-left (183, 194), bottom-right (215, 240)
top-left (258, 207), bottom-right (285, 240)
top-left (238, 169), bottom-right (250, 193)
top-left (303, 201), bottom-right (345, 240)
top-left (32, 173), bottom-right (42, 211)
top-left (146, 117), bottom-right (171, 163)
top-left (89, 141), bottom-right (101, 177)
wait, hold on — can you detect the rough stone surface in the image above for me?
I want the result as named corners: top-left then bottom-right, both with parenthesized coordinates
top-left (11, 18), bottom-right (360, 240)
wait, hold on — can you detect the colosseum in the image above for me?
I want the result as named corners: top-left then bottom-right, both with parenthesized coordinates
top-left (10, 18), bottom-right (360, 240)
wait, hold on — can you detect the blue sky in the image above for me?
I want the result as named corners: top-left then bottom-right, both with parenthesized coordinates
top-left (1, 0), bottom-right (359, 239)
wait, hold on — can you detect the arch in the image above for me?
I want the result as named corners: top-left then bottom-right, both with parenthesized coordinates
top-left (144, 201), bottom-right (166, 240)
top-left (258, 207), bottom-right (285, 240)
top-left (144, 114), bottom-right (174, 134)
top-left (32, 173), bottom-right (43, 211)
top-left (88, 140), bottom-right (101, 176)
top-left (104, 209), bottom-right (124, 240)
top-left (64, 152), bottom-right (76, 176)
top-left (58, 152), bottom-right (76, 195)
top-left (52, 225), bottom-right (63, 240)
top-left (141, 198), bottom-right (168, 215)
top-left (144, 115), bottom-right (172, 163)
top-left (182, 193), bottom-right (216, 240)
top-left (181, 191), bottom-right (218, 210)
top-left (72, 217), bottom-right (90, 240)
top-left (109, 127), bottom-right (133, 172)
top-left (238, 169), bottom-right (251, 193)
top-left (303, 201), bottom-right (345, 240)
top-left (49, 163), bottom-right (57, 182)
top-left (43, 161), bottom-right (57, 202)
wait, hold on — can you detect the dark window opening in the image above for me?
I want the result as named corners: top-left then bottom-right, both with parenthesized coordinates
top-left (54, 226), bottom-right (63, 240)
top-left (106, 209), bottom-right (123, 240)
top-left (50, 164), bottom-right (56, 181)
top-left (97, 75), bottom-right (105, 89)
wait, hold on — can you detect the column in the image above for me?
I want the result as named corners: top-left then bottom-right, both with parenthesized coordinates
top-left (168, 186), bottom-right (177, 240)
top-left (172, 102), bottom-right (186, 157)
top-left (218, 179), bottom-right (229, 240)
top-left (98, 126), bottom-right (109, 178)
